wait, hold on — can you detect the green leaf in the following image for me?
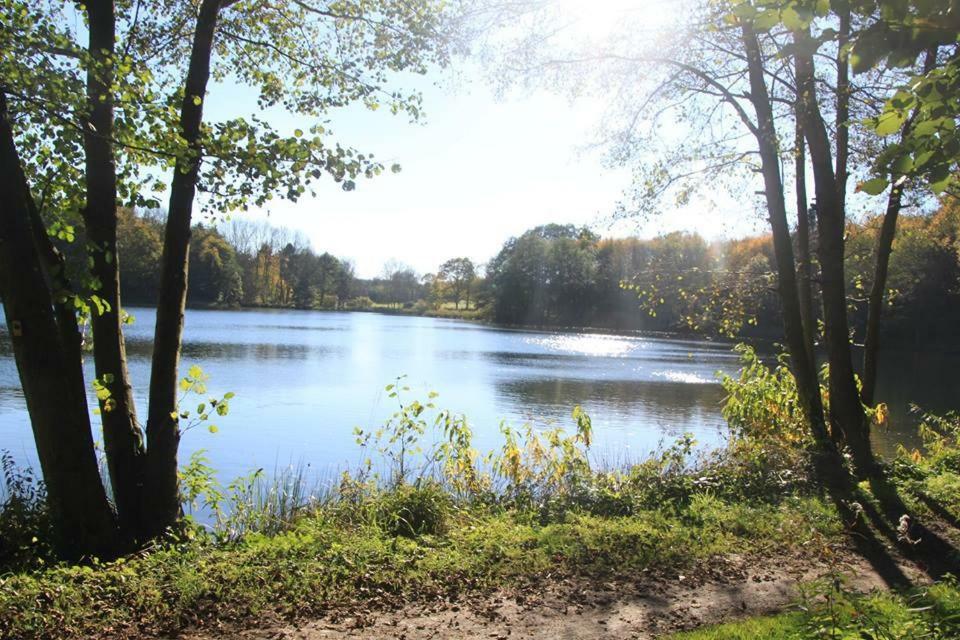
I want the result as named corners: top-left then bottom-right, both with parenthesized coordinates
top-left (781, 5), bottom-right (813, 31)
top-left (891, 154), bottom-right (913, 175)
top-left (753, 10), bottom-right (779, 31)
top-left (874, 110), bottom-right (907, 136)
top-left (930, 169), bottom-right (952, 194)
top-left (731, 4), bottom-right (757, 20)
top-left (913, 150), bottom-right (935, 170)
top-left (858, 178), bottom-right (889, 195)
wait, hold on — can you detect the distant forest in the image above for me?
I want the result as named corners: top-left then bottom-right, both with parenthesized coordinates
top-left (113, 204), bottom-right (960, 344)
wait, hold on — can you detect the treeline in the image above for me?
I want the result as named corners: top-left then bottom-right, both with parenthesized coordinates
top-left (485, 208), bottom-right (960, 344)
top-left (486, 223), bottom-right (780, 334)
top-left (116, 207), bottom-right (960, 346)
top-left (116, 210), bottom-right (484, 312)
top-left (118, 210), bottom-right (357, 309)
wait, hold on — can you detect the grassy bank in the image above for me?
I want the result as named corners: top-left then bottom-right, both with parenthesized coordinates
top-left (670, 579), bottom-right (960, 639)
top-left (0, 494), bottom-right (839, 639)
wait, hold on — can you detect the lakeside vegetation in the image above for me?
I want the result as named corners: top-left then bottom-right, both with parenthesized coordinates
top-left (3, 0), bottom-right (960, 638)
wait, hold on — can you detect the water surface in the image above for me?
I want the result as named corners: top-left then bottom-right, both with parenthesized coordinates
top-left (0, 309), bottom-right (955, 480)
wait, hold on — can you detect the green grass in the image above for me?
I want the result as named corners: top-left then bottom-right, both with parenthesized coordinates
top-left (668, 613), bottom-right (805, 639)
top-left (0, 494), bottom-right (838, 639)
top-left (669, 580), bottom-right (960, 639)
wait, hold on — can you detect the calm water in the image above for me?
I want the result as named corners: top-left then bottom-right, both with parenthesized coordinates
top-left (0, 308), bottom-right (956, 480)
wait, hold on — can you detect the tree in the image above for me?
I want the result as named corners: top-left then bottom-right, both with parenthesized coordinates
top-left (315, 252), bottom-right (341, 308)
top-left (376, 260), bottom-right (424, 308)
top-left (117, 208), bottom-right (164, 303)
top-left (478, 0), bottom-right (960, 577)
top-left (189, 226), bottom-right (243, 306)
top-left (488, 225), bottom-right (598, 326)
top-left (2, 0), bottom-right (456, 552)
top-left (0, 92), bottom-right (120, 559)
top-left (336, 259), bottom-right (356, 309)
top-left (437, 257), bottom-right (476, 309)
top-left (844, 2), bottom-right (954, 405)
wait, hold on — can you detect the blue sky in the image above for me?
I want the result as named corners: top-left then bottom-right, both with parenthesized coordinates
top-left (199, 2), bottom-right (765, 279)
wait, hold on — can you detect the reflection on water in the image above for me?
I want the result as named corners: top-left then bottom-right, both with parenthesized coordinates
top-left (653, 371), bottom-right (716, 384)
top-left (525, 333), bottom-right (638, 358)
top-left (0, 308), bottom-right (956, 479)
top-left (865, 349), bottom-right (960, 458)
top-left (494, 378), bottom-right (726, 459)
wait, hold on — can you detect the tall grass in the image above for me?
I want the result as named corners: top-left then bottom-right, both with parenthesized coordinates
top-left (180, 455), bottom-right (340, 541)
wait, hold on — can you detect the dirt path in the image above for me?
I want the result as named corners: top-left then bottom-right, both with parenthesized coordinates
top-left (182, 548), bottom-right (924, 640)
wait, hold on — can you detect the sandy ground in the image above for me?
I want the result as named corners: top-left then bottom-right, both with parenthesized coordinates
top-left (181, 547), bottom-right (923, 640)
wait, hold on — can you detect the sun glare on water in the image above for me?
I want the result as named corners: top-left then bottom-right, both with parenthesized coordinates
top-left (531, 333), bottom-right (637, 357)
top-left (654, 370), bottom-right (714, 384)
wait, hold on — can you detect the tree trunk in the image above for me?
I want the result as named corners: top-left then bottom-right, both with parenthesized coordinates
top-left (82, 0), bottom-right (145, 544)
top-left (144, 0), bottom-right (224, 539)
top-left (794, 30), bottom-right (875, 477)
top-left (860, 186), bottom-right (902, 408)
top-left (741, 24), bottom-right (829, 445)
top-left (794, 118), bottom-right (815, 366)
top-left (860, 48), bottom-right (937, 407)
top-left (0, 91), bottom-right (120, 560)
top-left (835, 5), bottom-right (851, 201)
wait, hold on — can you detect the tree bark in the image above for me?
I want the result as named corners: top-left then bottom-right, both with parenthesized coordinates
top-left (860, 185), bottom-right (902, 408)
top-left (835, 5), bottom-right (851, 201)
top-left (741, 24), bottom-right (830, 445)
top-left (144, 0), bottom-right (224, 539)
top-left (0, 91), bottom-right (121, 560)
top-left (82, 0), bottom-right (145, 542)
top-left (794, 30), bottom-right (876, 477)
top-left (795, 118), bottom-right (816, 367)
top-left (860, 48), bottom-right (938, 407)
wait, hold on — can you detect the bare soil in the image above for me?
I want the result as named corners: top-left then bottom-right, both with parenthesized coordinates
top-left (181, 546), bottom-right (925, 640)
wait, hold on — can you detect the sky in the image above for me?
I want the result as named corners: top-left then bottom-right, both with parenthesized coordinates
top-left (199, 1), bottom-right (766, 279)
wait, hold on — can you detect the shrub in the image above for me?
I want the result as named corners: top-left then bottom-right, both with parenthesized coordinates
top-left (914, 408), bottom-right (960, 473)
top-left (720, 345), bottom-right (810, 446)
top-left (376, 482), bottom-right (451, 537)
top-left (344, 296), bottom-right (374, 310)
top-left (412, 299), bottom-right (433, 314)
top-left (0, 452), bottom-right (54, 571)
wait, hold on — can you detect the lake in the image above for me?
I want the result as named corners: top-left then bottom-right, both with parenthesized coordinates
top-left (0, 308), bottom-right (956, 482)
